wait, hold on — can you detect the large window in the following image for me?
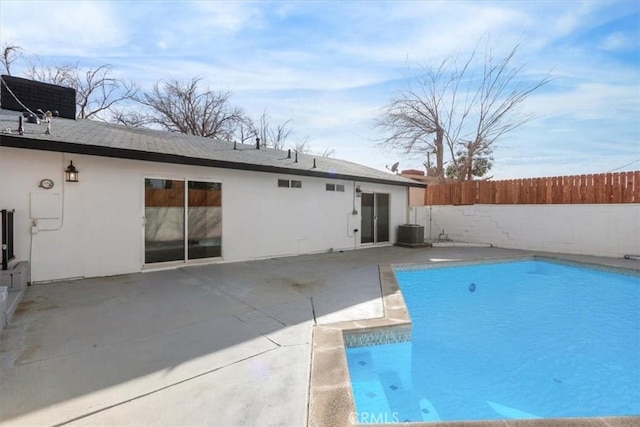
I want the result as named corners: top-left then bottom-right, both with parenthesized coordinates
top-left (144, 179), bottom-right (222, 264)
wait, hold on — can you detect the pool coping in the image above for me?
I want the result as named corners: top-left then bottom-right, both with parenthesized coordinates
top-left (306, 253), bottom-right (640, 427)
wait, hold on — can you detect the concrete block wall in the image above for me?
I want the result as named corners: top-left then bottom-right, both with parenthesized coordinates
top-left (411, 204), bottom-right (640, 258)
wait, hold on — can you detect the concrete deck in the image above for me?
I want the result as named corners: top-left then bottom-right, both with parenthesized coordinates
top-left (0, 246), bottom-right (638, 426)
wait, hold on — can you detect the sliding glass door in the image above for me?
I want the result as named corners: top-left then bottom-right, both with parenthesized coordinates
top-left (361, 192), bottom-right (389, 245)
top-left (144, 179), bottom-right (185, 263)
top-left (361, 193), bottom-right (375, 244)
top-left (188, 181), bottom-right (222, 259)
top-left (144, 178), bottom-right (221, 264)
top-left (376, 193), bottom-right (389, 243)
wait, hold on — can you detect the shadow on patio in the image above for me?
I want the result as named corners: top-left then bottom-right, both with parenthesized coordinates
top-left (2, 245), bottom-right (497, 426)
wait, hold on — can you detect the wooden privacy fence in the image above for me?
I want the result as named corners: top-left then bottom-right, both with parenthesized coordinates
top-left (425, 171), bottom-right (640, 205)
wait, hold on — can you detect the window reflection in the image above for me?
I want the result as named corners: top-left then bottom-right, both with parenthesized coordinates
top-left (188, 181), bottom-right (222, 259)
top-left (144, 179), bottom-right (222, 263)
top-left (144, 179), bottom-right (185, 263)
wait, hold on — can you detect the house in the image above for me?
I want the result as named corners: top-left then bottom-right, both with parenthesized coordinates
top-left (0, 76), bottom-right (423, 284)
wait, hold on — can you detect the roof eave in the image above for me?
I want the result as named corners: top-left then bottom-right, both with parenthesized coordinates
top-left (0, 135), bottom-right (426, 188)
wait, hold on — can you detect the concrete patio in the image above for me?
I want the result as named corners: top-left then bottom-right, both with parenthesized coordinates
top-left (1, 246), bottom-right (638, 426)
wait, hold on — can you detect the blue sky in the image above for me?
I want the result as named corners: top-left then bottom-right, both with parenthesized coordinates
top-left (1, 0), bottom-right (638, 179)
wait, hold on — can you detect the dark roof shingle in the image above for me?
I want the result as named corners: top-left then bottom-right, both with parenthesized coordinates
top-left (0, 109), bottom-right (422, 187)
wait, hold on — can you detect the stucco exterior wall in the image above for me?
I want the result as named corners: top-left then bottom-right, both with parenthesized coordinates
top-left (411, 204), bottom-right (640, 257)
top-left (0, 147), bottom-right (408, 282)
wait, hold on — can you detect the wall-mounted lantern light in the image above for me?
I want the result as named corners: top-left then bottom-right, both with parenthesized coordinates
top-left (65, 161), bottom-right (79, 182)
top-left (355, 185), bottom-right (362, 197)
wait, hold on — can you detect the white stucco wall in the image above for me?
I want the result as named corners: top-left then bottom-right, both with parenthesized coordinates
top-left (0, 147), bottom-right (408, 282)
top-left (411, 204), bottom-right (640, 257)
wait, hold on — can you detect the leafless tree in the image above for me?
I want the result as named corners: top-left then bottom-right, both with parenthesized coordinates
top-left (246, 111), bottom-right (337, 156)
top-left (248, 109), bottom-right (293, 149)
top-left (72, 66), bottom-right (138, 120)
top-left (377, 39), bottom-right (552, 182)
top-left (319, 146), bottom-right (336, 158)
top-left (269, 121), bottom-right (293, 150)
top-left (239, 109), bottom-right (332, 156)
top-left (235, 115), bottom-right (258, 144)
top-left (292, 136), bottom-right (311, 154)
top-left (111, 108), bottom-right (150, 127)
top-left (290, 136), bottom-right (335, 157)
top-left (25, 58), bottom-right (138, 120)
top-left (1, 43), bottom-right (23, 76)
top-left (118, 76), bottom-right (326, 154)
top-left (25, 58), bottom-right (73, 85)
top-left (136, 77), bottom-right (245, 140)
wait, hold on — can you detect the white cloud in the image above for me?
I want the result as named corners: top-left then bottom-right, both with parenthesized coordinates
top-left (525, 82), bottom-right (639, 121)
top-left (301, 2), bottom-right (531, 66)
top-left (191, 1), bottom-right (263, 33)
top-left (1, 0), bottom-right (637, 180)
top-left (122, 55), bottom-right (386, 93)
top-left (0, 1), bottom-right (127, 56)
top-left (599, 32), bottom-right (634, 51)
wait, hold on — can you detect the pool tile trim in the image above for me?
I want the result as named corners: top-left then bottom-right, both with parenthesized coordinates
top-left (308, 263), bottom-right (411, 427)
top-left (343, 325), bottom-right (412, 348)
top-left (307, 253), bottom-right (640, 427)
top-left (393, 255), bottom-right (640, 278)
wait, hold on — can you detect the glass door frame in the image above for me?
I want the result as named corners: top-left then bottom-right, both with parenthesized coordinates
top-left (142, 176), bottom-right (223, 267)
top-left (360, 191), bottom-right (390, 245)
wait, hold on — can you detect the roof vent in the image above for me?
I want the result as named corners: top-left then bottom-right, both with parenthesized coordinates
top-left (25, 112), bottom-right (39, 124)
top-left (313, 158), bottom-right (317, 168)
top-left (287, 149), bottom-right (291, 159)
top-left (256, 137), bottom-right (260, 150)
top-left (1, 75), bottom-right (76, 119)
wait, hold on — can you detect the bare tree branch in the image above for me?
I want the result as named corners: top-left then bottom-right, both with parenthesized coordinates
top-left (25, 57), bottom-right (74, 86)
top-left (72, 65), bottom-right (139, 120)
top-left (319, 146), bottom-right (336, 158)
top-left (111, 108), bottom-right (151, 127)
top-left (292, 136), bottom-right (312, 154)
top-left (377, 37), bottom-right (552, 181)
top-left (1, 43), bottom-right (23, 76)
top-left (235, 115), bottom-right (258, 144)
top-left (25, 59), bottom-right (138, 120)
top-left (136, 77), bottom-right (245, 140)
top-left (246, 109), bottom-right (293, 149)
top-left (122, 79), bottom-right (321, 154)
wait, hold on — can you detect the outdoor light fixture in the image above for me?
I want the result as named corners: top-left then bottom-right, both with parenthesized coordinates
top-left (355, 185), bottom-right (362, 197)
top-left (65, 161), bottom-right (79, 182)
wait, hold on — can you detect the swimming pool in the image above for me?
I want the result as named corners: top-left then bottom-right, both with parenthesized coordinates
top-left (345, 259), bottom-right (640, 423)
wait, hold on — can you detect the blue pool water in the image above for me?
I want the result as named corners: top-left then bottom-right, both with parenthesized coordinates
top-left (346, 260), bottom-right (640, 423)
